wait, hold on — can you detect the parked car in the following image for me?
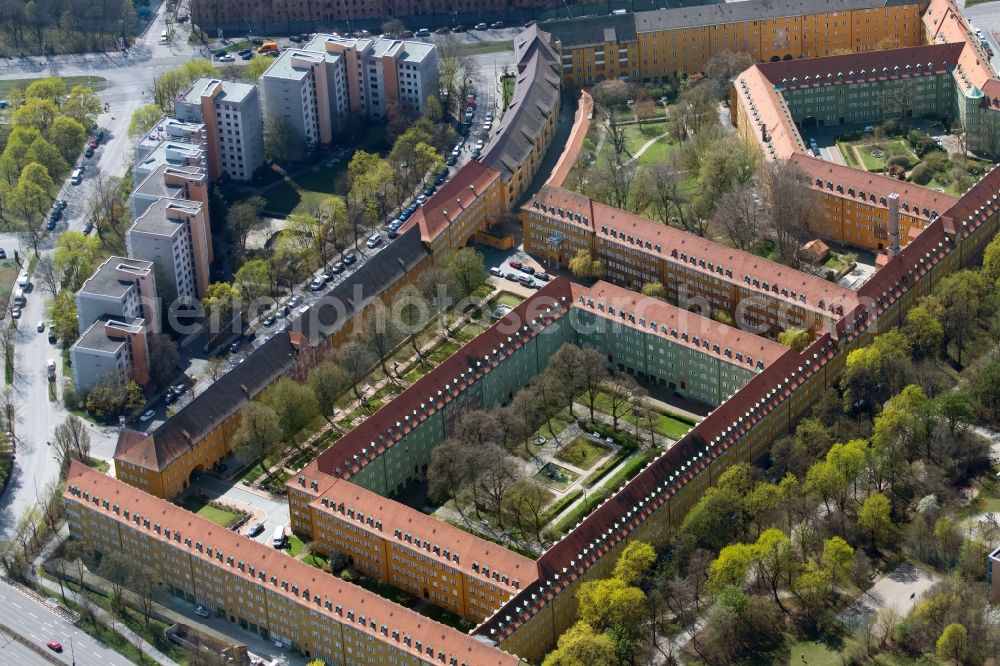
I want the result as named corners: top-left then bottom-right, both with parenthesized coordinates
top-left (343, 253), bottom-right (357, 265)
top-left (164, 389), bottom-right (177, 404)
top-left (277, 304), bottom-right (291, 317)
top-left (471, 148), bottom-right (481, 159)
top-left (521, 265), bottom-right (535, 275)
top-left (423, 185), bottom-right (436, 197)
top-left (238, 48), bottom-right (253, 56)
top-left (446, 155), bottom-right (457, 166)
top-left (490, 267), bottom-right (503, 277)
top-left (262, 314), bottom-right (277, 326)
top-left (434, 173), bottom-right (447, 186)
top-left (289, 34), bottom-right (303, 43)
top-left (490, 21), bottom-right (504, 28)
top-left (241, 52), bottom-right (253, 60)
top-left (139, 409), bottom-right (156, 423)
top-left (57, 199), bottom-right (67, 210)
top-left (415, 195), bottom-right (427, 206)
top-left (88, 135), bottom-right (99, 149)
top-left (309, 276), bottom-right (326, 291)
top-left (83, 221), bottom-right (94, 234)
top-left (289, 294), bottom-right (304, 306)
top-left (415, 28), bottom-right (431, 38)
top-left (195, 606), bottom-right (210, 618)
top-left (474, 22), bottom-right (488, 30)
top-left (0, 248), bottom-right (6, 259)
top-left (518, 275), bottom-right (536, 288)
top-left (84, 146), bottom-right (95, 158)
top-left (435, 26), bottom-right (451, 34)
top-left (48, 326), bottom-right (57, 343)
top-left (248, 523), bottom-right (265, 537)
top-left (218, 54), bottom-right (236, 62)
top-left (536, 272), bottom-right (550, 282)
top-left (214, 49), bottom-right (226, 57)
top-left (10, 307), bottom-right (20, 319)
top-left (174, 383), bottom-right (188, 395)
top-left (366, 233), bottom-right (383, 249)
top-left (509, 260), bottom-right (523, 270)
top-left (504, 272), bottom-right (518, 282)
top-left (229, 341), bottom-right (241, 354)
top-left (331, 261), bottom-right (345, 273)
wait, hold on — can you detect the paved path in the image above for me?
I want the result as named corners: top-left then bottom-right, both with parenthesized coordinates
top-left (840, 563), bottom-right (940, 628)
top-left (626, 131), bottom-right (671, 165)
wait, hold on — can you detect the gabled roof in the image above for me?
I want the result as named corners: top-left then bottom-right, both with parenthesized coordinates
top-left (400, 161), bottom-right (502, 243)
top-left (542, 13), bottom-right (638, 49)
top-left (64, 463), bottom-right (520, 666)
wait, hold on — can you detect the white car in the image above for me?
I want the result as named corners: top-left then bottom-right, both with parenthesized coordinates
top-left (195, 606), bottom-right (210, 618)
top-left (309, 276), bottom-right (326, 291)
top-left (218, 54), bottom-right (236, 62)
top-left (139, 410), bottom-right (156, 423)
top-left (366, 233), bottom-right (382, 249)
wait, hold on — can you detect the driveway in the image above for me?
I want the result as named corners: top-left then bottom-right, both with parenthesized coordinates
top-left (840, 563), bottom-right (940, 628)
top-left (187, 473), bottom-right (290, 546)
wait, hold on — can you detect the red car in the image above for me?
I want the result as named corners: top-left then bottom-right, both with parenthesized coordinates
top-left (509, 260), bottom-right (522, 270)
top-left (46, 641), bottom-right (63, 653)
top-left (88, 136), bottom-right (99, 149)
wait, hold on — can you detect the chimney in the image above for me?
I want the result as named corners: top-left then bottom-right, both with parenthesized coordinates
top-left (887, 192), bottom-right (900, 255)
top-left (469, 183), bottom-right (477, 196)
top-left (760, 122), bottom-right (768, 143)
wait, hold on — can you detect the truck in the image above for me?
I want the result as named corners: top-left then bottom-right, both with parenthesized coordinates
top-left (272, 525), bottom-right (286, 548)
top-left (257, 41), bottom-right (278, 54)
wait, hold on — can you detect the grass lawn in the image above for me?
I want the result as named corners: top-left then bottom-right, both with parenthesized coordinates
top-left (502, 74), bottom-right (515, 110)
top-left (494, 292), bottom-right (525, 309)
top-left (622, 121), bottom-right (675, 166)
top-left (86, 457), bottom-right (110, 473)
top-left (454, 321), bottom-right (487, 342)
top-left (555, 437), bottom-right (611, 470)
top-left (175, 496), bottom-right (242, 527)
top-left (302, 551), bottom-right (330, 571)
top-left (403, 361), bottom-right (434, 383)
top-left (261, 160), bottom-right (348, 217)
top-left (444, 40), bottom-right (512, 57)
top-left (590, 391), bottom-right (695, 439)
top-left (0, 257), bottom-right (20, 316)
top-left (783, 637), bottom-right (944, 666)
top-left (0, 75), bottom-right (106, 99)
top-left (286, 534), bottom-right (306, 557)
top-left (823, 252), bottom-right (851, 274)
top-left (428, 340), bottom-right (461, 363)
top-left (852, 140), bottom-right (915, 172)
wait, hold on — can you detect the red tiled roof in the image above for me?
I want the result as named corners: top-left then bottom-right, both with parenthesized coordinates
top-left (569, 281), bottom-right (790, 370)
top-left (790, 154), bottom-right (959, 223)
top-left (63, 463), bottom-right (520, 666)
top-left (734, 65), bottom-right (803, 160)
top-left (311, 478), bottom-right (538, 595)
top-left (400, 161), bottom-right (503, 243)
top-left (922, 0), bottom-right (994, 94)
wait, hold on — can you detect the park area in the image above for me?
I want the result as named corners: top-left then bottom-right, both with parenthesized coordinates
top-left (259, 159), bottom-right (348, 217)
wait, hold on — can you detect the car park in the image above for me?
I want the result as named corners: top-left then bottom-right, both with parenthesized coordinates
top-left (139, 409), bottom-right (156, 423)
top-left (309, 276), bottom-right (326, 291)
top-left (262, 314), bottom-right (277, 326)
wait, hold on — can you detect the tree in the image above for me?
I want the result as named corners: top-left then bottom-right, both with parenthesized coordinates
top-left (48, 115), bottom-right (87, 163)
top-left (936, 623), bottom-right (968, 664)
top-left (128, 103), bottom-right (163, 139)
top-left (62, 85), bottom-right (102, 129)
top-left (235, 259), bottom-right (273, 308)
top-left (97, 551), bottom-right (134, 609)
top-left (821, 536), bottom-right (854, 586)
top-left (568, 249), bottom-right (604, 280)
top-left (502, 479), bottom-right (551, 545)
top-left (362, 301), bottom-right (403, 382)
top-left (148, 334), bottom-right (180, 388)
top-left (247, 55), bottom-right (274, 82)
top-left (541, 622), bottom-right (615, 666)
top-left (613, 541), bottom-right (656, 586)
top-left (233, 402), bottom-right (283, 477)
top-left (54, 230), bottom-right (103, 291)
top-left (934, 390), bottom-right (973, 436)
top-left (264, 115), bottom-right (303, 164)
top-left (129, 564), bottom-right (161, 627)
top-left (972, 361), bottom-right (1000, 421)
top-left (226, 196), bottom-right (265, 259)
top-left (336, 337), bottom-right (377, 400)
top-left (201, 282), bottom-right (241, 330)
top-left (153, 62), bottom-right (218, 114)
top-left (85, 173), bottom-right (130, 255)
top-left (778, 327), bottom-right (811, 352)
top-left (25, 77), bottom-right (67, 105)
top-left (439, 247), bottom-right (486, 300)
top-left (309, 361), bottom-right (351, 418)
top-left (936, 270), bottom-right (989, 366)
top-left (904, 303), bottom-right (944, 358)
top-left (592, 151), bottom-right (638, 211)
top-left (704, 51), bottom-right (753, 93)
top-left (983, 234), bottom-right (1000, 285)
top-left (641, 281), bottom-right (666, 298)
top-left (47, 291), bottom-right (79, 343)
top-left (11, 98), bottom-right (58, 132)
top-left (576, 577), bottom-right (646, 632)
top-left (52, 414), bottom-right (91, 470)
top-left (858, 492), bottom-right (893, 548)
top-left (713, 181), bottom-right (766, 250)
top-left (261, 377), bottom-right (319, 448)
top-left (644, 159), bottom-right (696, 233)
top-left (762, 160), bottom-right (816, 265)
top-left (707, 542), bottom-right (757, 590)
top-left (26, 136), bottom-right (67, 181)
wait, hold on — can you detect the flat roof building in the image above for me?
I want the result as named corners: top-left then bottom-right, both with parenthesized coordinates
top-left (70, 316), bottom-right (150, 393)
top-left (176, 78), bottom-right (265, 182)
top-left (77, 256), bottom-right (159, 336)
top-left (127, 198), bottom-right (211, 303)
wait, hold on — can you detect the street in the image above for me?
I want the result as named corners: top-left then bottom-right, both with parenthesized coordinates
top-left (961, 0), bottom-right (1000, 74)
top-left (0, 1), bottom-right (198, 539)
top-left (0, 579), bottom-right (135, 666)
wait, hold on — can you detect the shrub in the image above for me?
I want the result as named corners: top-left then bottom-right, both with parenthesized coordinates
top-left (924, 151), bottom-right (949, 173)
top-left (881, 118), bottom-right (905, 137)
top-left (886, 154), bottom-right (913, 169)
top-left (907, 129), bottom-right (939, 157)
top-left (838, 130), bottom-right (862, 142)
top-left (910, 163), bottom-right (933, 185)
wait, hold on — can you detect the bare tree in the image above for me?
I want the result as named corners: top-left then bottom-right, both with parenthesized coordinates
top-left (205, 356), bottom-right (227, 382)
top-left (713, 181), bottom-right (767, 250)
top-left (129, 564), bottom-right (162, 627)
top-left (593, 152), bottom-right (639, 211)
top-left (605, 109), bottom-right (628, 157)
top-left (35, 255), bottom-right (59, 295)
top-left (879, 80), bottom-right (916, 124)
top-left (644, 159), bottom-right (697, 233)
top-left (52, 414), bottom-right (92, 470)
top-left (762, 161), bottom-right (817, 266)
top-left (86, 173), bottom-right (128, 254)
top-left (604, 373), bottom-right (640, 430)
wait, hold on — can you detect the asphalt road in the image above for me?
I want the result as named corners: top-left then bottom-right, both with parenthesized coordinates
top-left (961, 0), bottom-right (1000, 74)
top-left (0, 0), bottom-right (198, 539)
top-left (0, 580), bottom-right (134, 666)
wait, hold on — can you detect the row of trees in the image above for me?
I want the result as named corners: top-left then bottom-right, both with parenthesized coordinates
top-left (0, 0), bottom-right (136, 55)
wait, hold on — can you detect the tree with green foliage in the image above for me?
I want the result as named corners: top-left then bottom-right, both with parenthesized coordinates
top-left (47, 291), bottom-right (79, 343)
top-left (613, 541), bottom-right (656, 586)
top-left (708, 541), bottom-right (757, 591)
top-left (25, 135), bottom-right (67, 181)
top-left (541, 621), bottom-right (615, 666)
top-left (858, 492), bottom-right (894, 549)
top-left (233, 402), bottom-right (284, 477)
top-left (128, 104), bottom-right (164, 139)
top-left (983, 233), bottom-right (1000, 285)
top-left (48, 115), bottom-right (87, 163)
top-left (261, 377), bottom-right (320, 449)
top-left (641, 281), bottom-right (666, 298)
top-left (778, 327), bottom-right (811, 352)
top-left (226, 196), bottom-right (265, 259)
top-left (153, 61), bottom-right (219, 114)
top-left (263, 115), bottom-right (302, 163)
top-left (62, 86), bottom-right (102, 129)
top-left (54, 230), bottom-right (103, 291)
top-left (11, 98), bottom-right (58, 132)
top-left (308, 361), bottom-right (351, 418)
top-left (568, 249), bottom-right (604, 280)
top-left (24, 78), bottom-right (67, 105)
top-left (935, 270), bottom-right (988, 365)
top-left (576, 577), bottom-right (646, 631)
top-left (247, 55), bottom-right (274, 82)
top-left (439, 247), bottom-right (486, 300)
top-left (234, 259), bottom-right (274, 307)
top-left (936, 623), bottom-right (968, 664)
top-left (840, 329), bottom-right (912, 415)
top-left (904, 301), bottom-right (944, 358)
top-left (971, 361), bottom-right (1000, 421)
top-left (821, 536), bottom-right (854, 586)
top-left (148, 334), bottom-right (180, 388)
top-left (934, 390), bottom-right (974, 436)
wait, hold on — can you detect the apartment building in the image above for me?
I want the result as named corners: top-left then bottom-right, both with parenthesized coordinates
top-left (113, 226), bottom-right (434, 499)
top-left (126, 198), bottom-right (211, 303)
top-left (990, 545), bottom-right (1000, 604)
top-left (133, 118), bottom-right (209, 185)
top-left (400, 160), bottom-right (506, 251)
top-left (546, 0), bottom-right (929, 87)
top-left (131, 164), bottom-right (210, 221)
top-left (259, 35), bottom-right (438, 148)
top-left (176, 78), bottom-right (265, 182)
top-left (63, 463), bottom-right (522, 666)
top-left (522, 185), bottom-right (860, 337)
top-left (480, 26), bottom-right (562, 206)
top-left (71, 316), bottom-right (150, 393)
top-left (76, 256), bottom-right (159, 336)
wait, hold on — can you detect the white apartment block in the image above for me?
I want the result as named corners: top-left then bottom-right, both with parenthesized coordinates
top-left (71, 316), bottom-right (150, 394)
top-left (259, 35), bottom-right (438, 146)
top-left (126, 199), bottom-right (211, 305)
top-left (176, 78), bottom-right (265, 182)
top-left (76, 257), bottom-right (159, 335)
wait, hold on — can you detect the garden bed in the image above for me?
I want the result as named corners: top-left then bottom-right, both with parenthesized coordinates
top-left (554, 437), bottom-right (611, 470)
top-left (534, 462), bottom-right (580, 491)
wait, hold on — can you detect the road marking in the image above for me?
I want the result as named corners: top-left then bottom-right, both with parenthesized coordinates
top-left (10, 602), bottom-right (19, 609)
top-left (27, 612), bottom-right (37, 620)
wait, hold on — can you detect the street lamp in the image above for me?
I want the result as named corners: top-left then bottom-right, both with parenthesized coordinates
top-left (69, 636), bottom-right (75, 665)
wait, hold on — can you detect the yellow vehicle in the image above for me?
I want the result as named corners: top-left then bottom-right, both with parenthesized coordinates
top-left (257, 41), bottom-right (278, 54)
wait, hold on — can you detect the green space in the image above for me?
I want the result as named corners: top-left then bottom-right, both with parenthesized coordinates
top-left (534, 462), bottom-right (580, 491)
top-left (852, 140), bottom-right (915, 171)
top-left (427, 339), bottom-right (461, 363)
top-left (0, 75), bottom-right (106, 99)
top-left (286, 534), bottom-right (306, 557)
top-left (175, 496), bottom-right (243, 528)
top-left (454, 321), bottom-right (487, 342)
top-left (86, 457), bottom-right (110, 473)
top-left (822, 251), bottom-right (852, 275)
top-left (590, 391), bottom-right (695, 439)
top-left (623, 121), bottom-right (675, 166)
top-left (554, 437), bottom-right (611, 470)
top-left (444, 40), bottom-right (512, 58)
top-left (501, 74), bottom-right (515, 111)
top-left (260, 160), bottom-right (348, 217)
top-left (493, 291), bottom-right (525, 309)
